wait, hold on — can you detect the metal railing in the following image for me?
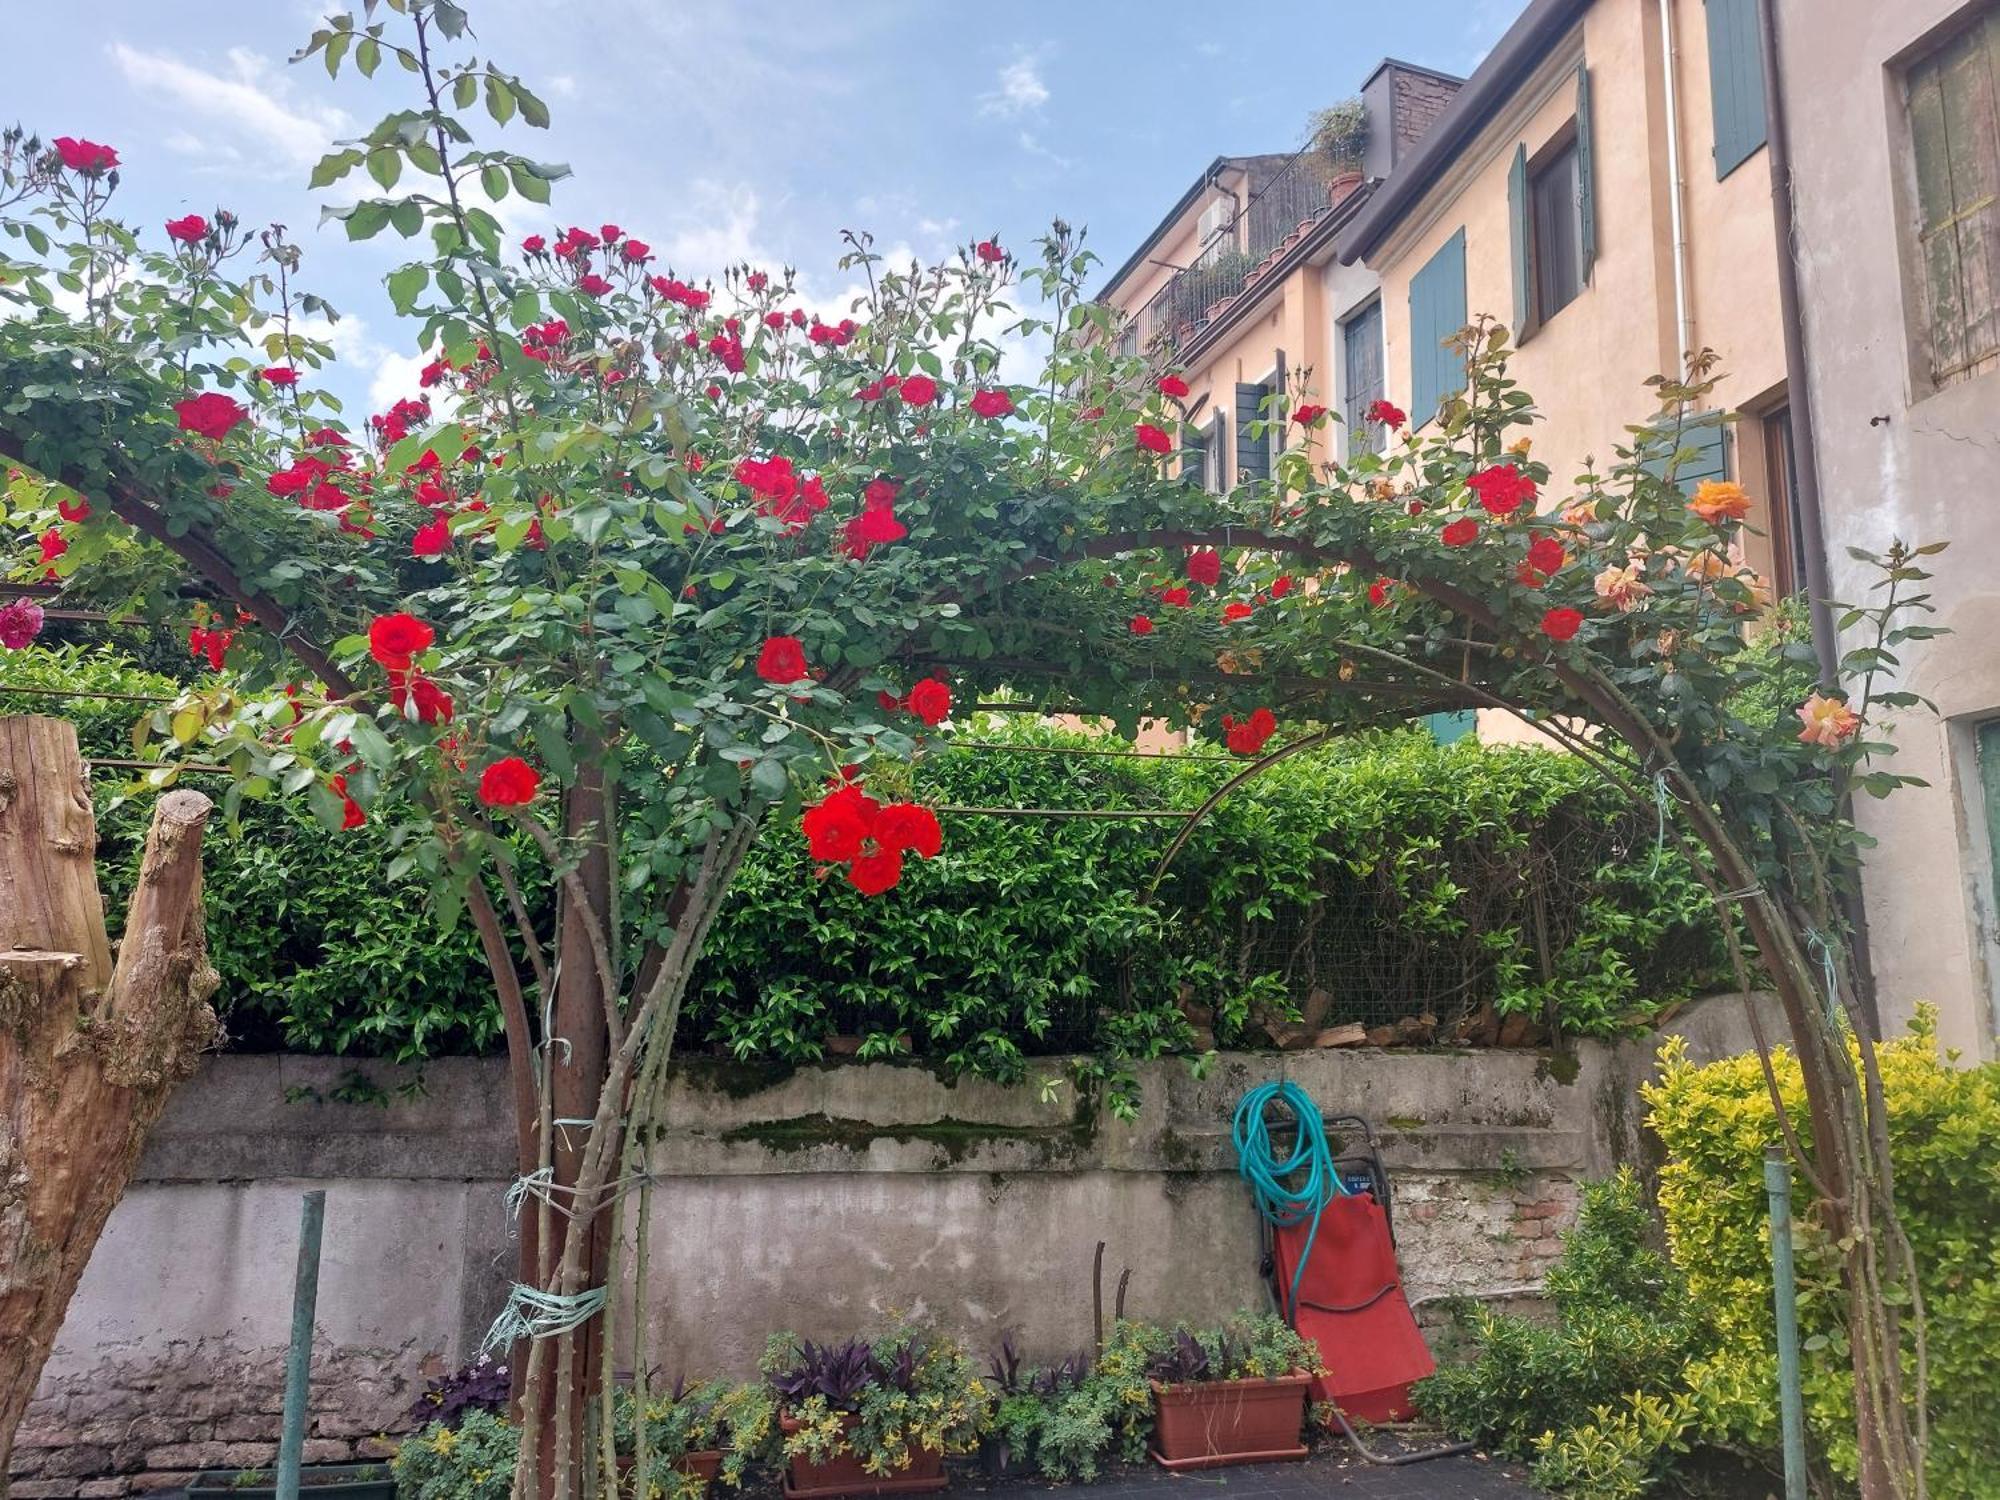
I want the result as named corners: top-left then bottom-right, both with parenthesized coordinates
top-left (1124, 148), bottom-right (1344, 358)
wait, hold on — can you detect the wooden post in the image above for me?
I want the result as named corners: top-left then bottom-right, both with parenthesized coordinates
top-left (0, 717), bottom-right (219, 1479)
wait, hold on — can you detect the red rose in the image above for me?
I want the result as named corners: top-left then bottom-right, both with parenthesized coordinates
top-left (756, 635), bottom-right (809, 684)
top-left (329, 774), bottom-right (367, 830)
top-left (840, 503), bottom-right (907, 558)
top-left (165, 215), bottom-right (209, 244)
top-left (1441, 518), bottom-right (1479, 547)
top-left (620, 239), bottom-right (651, 263)
top-left (1540, 607), bottom-right (1585, 642)
top-left (1467, 463), bottom-right (1536, 517)
top-left (1223, 601), bottom-right (1253, 622)
top-left (411, 516), bottom-right (452, 558)
top-left (975, 240), bottom-right (1004, 264)
top-left (1134, 423), bottom-right (1171, 455)
top-left (1292, 404), bottom-right (1327, 425)
top-left (864, 477), bottom-right (899, 508)
top-left (392, 672), bottom-right (454, 725)
top-left (968, 388), bottom-right (1013, 419)
top-left (57, 495), bottom-right (91, 523)
top-left (39, 528), bottom-right (67, 567)
top-left (746, 270), bottom-right (769, 291)
top-left (521, 234), bottom-right (546, 254)
top-left (1526, 536), bottom-right (1567, 575)
top-left (1269, 575), bottom-right (1293, 599)
top-left (905, 677), bottom-right (952, 726)
top-left (1185, 549), bottom-right (1222, 586)
top-left (174, 392), bottom-right (249, 441)
top-left (599, 224), bottom-right (622, 243)
top-left (1367, 576), bottom-right (1396, 608)
top-left (1157, 374), bottom-right (1191, 399)
top-left (261, 366), bottom-right (298, 386)
top-left (368, 611), bottom-right (435, 670)
top-left (1365, 399), bottom-right (1406, 428)
top-left (1130, 614), bottom-right (1154, 635)
top-left (1223, 706), bottom-right (1278, 756)
top-left (1159, 586), bottom-right (1191, 608)
top-left (54, 137), bottom-right (118, 175)
top-left (577, 273), bottom-right (614, 298)
top-left (847, 847), bottom-right (904, 896)
top-left (875, 802), bottom-right (943, 858)
top-left (804, 783), bottom-right (878, 861)
top-left (899, 375), bottom-right (939, 406)
top-left (478, 756), bottom-right (542, 807)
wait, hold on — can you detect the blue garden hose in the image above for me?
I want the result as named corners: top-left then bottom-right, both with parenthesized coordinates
top-left (1230, 1080), bottom-right (1349, 1321)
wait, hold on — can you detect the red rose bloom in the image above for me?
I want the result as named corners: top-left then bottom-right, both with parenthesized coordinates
top-left (968, 388), bottom-right (1013, 419)
top-left (329, 774), bottom-right (366, 830)
top-left (899, 375), bottom-right (940, 406)
top-left (756, 635), bottom-right (809, 684)
top-left (1467, 463), bottom-right (1537, 518)
top-left (1269, 575), bottom-right (1294, 599)
top-left (1157, 375), bottom-right (1191, 398)
top-left (39, 528), bottom-right (67, 567)
top-left (1441, 518), bottom-right (1480, 547)
top-left (577, 273), bottom-right (614, 298)
top-left (1134, 423), bottom-right (1172, 455)
top-left (368, 611), bottom-right (435, 670)
top-left (1185, 549), bottom-right (1222, 587)
top-left (1367, 576), bottom-right (1396, 608)
top-left (975, 240), bottom-right (1004, 264)
top-left (392, 672), bottom-right (454, 725)
top-left (478, 756), bottom-right (541, 807)
top-left (875, 802), bottom-right (943, 858)
top-left (521, 234), bottom-right (546, 255)
top-left (1223, 707), bottom-right (1278, 756)
top-left (803, 782), bottom-right (878, 861)
top-left (1130, 614), bottom-right (1155, 635)
top-left (1292, 404), bottom-right (1328, 425)
top-left (411, 516), bottom-right (452, 558)
top-left (620, 239), bottom-right (651, 263)
top-left (1526, 536), bottom-right (1567, 575)
top-left (174, 392), bottom-right (249, 441)
top-left (847, 847), bottom-right (905, 896)
top-left (165, 215), bottom-right (208, 244)
top-left (1223, 601), bottom-right (1254, 622)
top-left (1540, 607), bottom-right (1585, 642)
top-left (1159, 586), bottom-right (1191, 608)
top-left (1365, 399), bottom-right (1407, 428)
top-left (54, 137), bottom-right (118, 175)
top-left (57, 495), bottom-right (91, 523)
top-left (905, 677), bottom-right (952, 727)
top-left (261, 366), bottom-right (298, 386)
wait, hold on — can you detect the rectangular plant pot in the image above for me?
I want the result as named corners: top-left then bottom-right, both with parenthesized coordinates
top-left (186, 1465), bottom-right (396, 1500)
top-left (779, 1414), bottom-right (948, 1498)
top-left (1148, 1373), bottom-right (1311, 1470)
top-left (620, 1448), bottom-right (724, 1498)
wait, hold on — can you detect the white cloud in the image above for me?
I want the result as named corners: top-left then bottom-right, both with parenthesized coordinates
top-left (981, 56), bottom-right (1049, 118)
top-left (1016, 132), bottom-right (1073, 171)
top-left (108, 42), bottom-right (352, 172)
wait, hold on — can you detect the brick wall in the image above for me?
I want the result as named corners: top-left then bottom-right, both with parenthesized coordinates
top-left (1394, 69), bottom-right (1464, 158)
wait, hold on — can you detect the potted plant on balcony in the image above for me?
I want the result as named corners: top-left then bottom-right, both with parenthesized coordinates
top-left (760, 1326), bottom-right (992, 1498)
top-left (1121, 1315), bottom-right (1321, 1470)
top-left (1308, 100), bottom-right (1369, 202)
top-left (614, 1378), bottom-right (775, 1498)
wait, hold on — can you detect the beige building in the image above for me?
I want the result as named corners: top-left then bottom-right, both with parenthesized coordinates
top-left (1334, 0), bottom-right (1804, 597)
top-left (1774, 0), bottom-right (2000, 1060)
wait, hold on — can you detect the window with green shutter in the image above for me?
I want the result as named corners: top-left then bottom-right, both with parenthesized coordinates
top-left (1423, 711), bottom-right (1477, 746)
top-left (1642, 415), bottom-right (1731, 492)
top-left (1705, 0), bottom-right (1768, 179)
top-left (1236, 382), bottom-right (1271, 481)
top-left (1408, 229), bottom-right (1467, 428)
top-left (1905, 7), bottom-right (2000, 390)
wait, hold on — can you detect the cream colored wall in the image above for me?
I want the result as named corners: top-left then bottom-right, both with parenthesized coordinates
top-left (1368, 0), bottom-right (1784, 516)
top-left (1778, 0), bottom-right (2000, 1061)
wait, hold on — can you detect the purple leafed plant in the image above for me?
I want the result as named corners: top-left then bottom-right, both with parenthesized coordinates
top-left (769, 1338), bottom-right (877, 1412)
top-left (407, 1354), bottom-right (511, 1429)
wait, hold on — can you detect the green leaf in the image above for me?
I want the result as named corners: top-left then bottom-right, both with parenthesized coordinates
top-left (348, 716), bottom-right (396, 771)
top-left (386, 263), bottom-right (429, 315)
top-left (480, 165), bottom-right (508, 202)
top-left (367, 148), bottom-right (402, 192)
top-left (515, 83), bottom-right (552, 128)
top-left (355, 37), bottom-right (381, 76)
top-left (453, 71), bottom-right (478, 110)
top-left (485, 75), bottom-right (517, 126)
top-left (344, 201), bottom-right (393, 242)
top-left (508, 161), bottom-right (552, 204)
top-left (310, 149), bottom-right (362, 189)
top-left (388, 199), bottom-right (424, 238)
top-left (751, 758), bottom-right (790, 801)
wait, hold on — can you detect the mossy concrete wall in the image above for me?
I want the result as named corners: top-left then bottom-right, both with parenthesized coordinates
top-left (13, 996), bottom-right (1770, 1495)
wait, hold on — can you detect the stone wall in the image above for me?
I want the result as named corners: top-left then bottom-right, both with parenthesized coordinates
top-left (11, 997), bottom-right (1770, 1495)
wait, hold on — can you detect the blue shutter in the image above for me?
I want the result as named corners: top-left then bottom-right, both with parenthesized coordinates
top-left (1424, 711), bottom-right (1477, 745)
top-left (1235, 383), bottom-right (1270, 480)
top-left (1507, 144), bottom-right (1530, 335)
top-left (1408, 229), bottom-right (1468, 428)
top-left (1180, 419), bottom-right (1207, 485)
top-left (1272, 349), bottom-right (1288, 457)
top-left (1706, 0), bottom-right (1768, 179)
top-left (1643, 416), bottom-right (1731, 492)
top-left (1575, 63), bottom-right (1597, 280)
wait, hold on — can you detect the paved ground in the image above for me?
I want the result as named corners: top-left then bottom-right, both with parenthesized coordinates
top-left (962, 1439), bottom-right (1542, 1499)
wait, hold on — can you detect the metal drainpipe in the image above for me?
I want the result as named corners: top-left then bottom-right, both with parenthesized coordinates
top-left (1660, 0), bottom-right (1694, 365)
top-left (1760, 0), bottom-right (1882, 1035)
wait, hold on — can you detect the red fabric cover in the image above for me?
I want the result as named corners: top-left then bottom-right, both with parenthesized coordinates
top-left (1269, 1193), bottom-right (1433, 1423)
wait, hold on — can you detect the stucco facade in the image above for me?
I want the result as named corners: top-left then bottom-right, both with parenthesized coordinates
top-left (1776, 0), bottom-right (2000, 1060)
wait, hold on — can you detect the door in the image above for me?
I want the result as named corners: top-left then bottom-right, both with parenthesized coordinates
top-left (1342, 299), bottom-right (1385, 461)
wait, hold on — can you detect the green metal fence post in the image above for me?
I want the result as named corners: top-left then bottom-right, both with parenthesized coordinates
top-left (276, 1189), bottom-right (327, 1500)
top-left (1764, 1147), bottom-right (1808, 1500)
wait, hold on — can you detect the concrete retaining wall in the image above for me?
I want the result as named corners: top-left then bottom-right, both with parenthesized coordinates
top-left (10, 996), bottom-right (1770, 1496)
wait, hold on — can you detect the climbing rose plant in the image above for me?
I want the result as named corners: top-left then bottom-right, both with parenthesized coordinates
top-left (0, 4), bottom-right (1940, 1496)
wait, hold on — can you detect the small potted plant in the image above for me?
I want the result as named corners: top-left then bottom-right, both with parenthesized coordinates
top-left (389, 1407), bottom-right (517, 1500)
top-left (760, 1326), bottom-right (992, 1497)
top-left (982, 1335), bottom-right (1114, 1483)
top-left (615, 1378), bottom-right (774, 1499)
top-left (1308, 100), bottom-right (1369, 201)
top-left (1122, 1315), bottom-right (1321, 1470)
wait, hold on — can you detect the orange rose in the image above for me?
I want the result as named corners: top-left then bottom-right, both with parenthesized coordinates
top-left (1796, 693), bottom-right (1860, 749)
top-left (1688, 480), bottom-right (1752, 525)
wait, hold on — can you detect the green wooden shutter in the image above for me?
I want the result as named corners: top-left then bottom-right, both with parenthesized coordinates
top-left (1235, 382), bottom-right (1270, 480)
top-left (1272, 349), bottom-right (1288, 456)
top-left (1180, 418), bottom-right (1207, 485)
top-left (1424, 710), bottom-right (1477, 745)
top-left (1706, 0), bottom-right (1768, 179)
top-left (1575, 63), bottom-right (1597, 280)
top-left (1643, 416), bottom-right (1731, 492)
top-left (1408, 229), bottom-right (1468, 427)
top-left (1507, 143), bottom-right (1531, 335)
top-left (1209, 410), bottom-right (1228, 491)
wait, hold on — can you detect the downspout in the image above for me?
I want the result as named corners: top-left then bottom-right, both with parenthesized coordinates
top-left (1659, 0), bottom-right (1694, 365)
top-left (1759, 0), bottom-right (1880, 1034)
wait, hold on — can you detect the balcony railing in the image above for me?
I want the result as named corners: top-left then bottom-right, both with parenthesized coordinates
top-left (1124, 148), bottom-right (1349, 359)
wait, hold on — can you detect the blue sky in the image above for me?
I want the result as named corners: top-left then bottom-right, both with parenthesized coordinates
top-left (8, 0), bottom-right (1520, 411)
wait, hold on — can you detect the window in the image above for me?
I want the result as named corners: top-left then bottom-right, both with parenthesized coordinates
top-left (1642, 413), bottom-right (1731, 492)
top-left (1424, 711), bottom-right (1476, 745)
top-left (1235, 381), bottom-right (1272, 482)
top-left (1342, 300), bottom-right (1387, 460)
top-left (1906, 7), bottom-right (2000, 389)
top-left (1705, 0), bottom-right (1769, 179)
top-left (1408, 229), bottom-right (1467, 427)
top-left (1508, 66), bottom-right (1597, 337)
top-left (1761, 405), bottom-right (1810, 597)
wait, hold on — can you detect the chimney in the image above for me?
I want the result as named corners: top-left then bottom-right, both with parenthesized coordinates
top-left (1360, 61), bottom-right (1465, 181)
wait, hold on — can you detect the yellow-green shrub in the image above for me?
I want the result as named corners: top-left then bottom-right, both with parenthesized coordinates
top-left (1643, 1011), bottom-right (2000, 1495)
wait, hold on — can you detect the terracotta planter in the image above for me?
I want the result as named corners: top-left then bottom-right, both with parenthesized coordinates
top-left (1327, 169), bottom-right (1364, 205)
top-left (1148, 1372), bottom-right (1311, 1470)
top-left (779, 1413), bottom-right (948, 1498)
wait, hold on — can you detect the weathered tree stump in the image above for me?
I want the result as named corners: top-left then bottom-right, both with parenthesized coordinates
top-left (0, 716), bottom-right (219, 1483)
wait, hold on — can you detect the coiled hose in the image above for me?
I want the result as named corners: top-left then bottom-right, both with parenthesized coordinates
top-left (1230, 1078), bottom-right (1348, 1321)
